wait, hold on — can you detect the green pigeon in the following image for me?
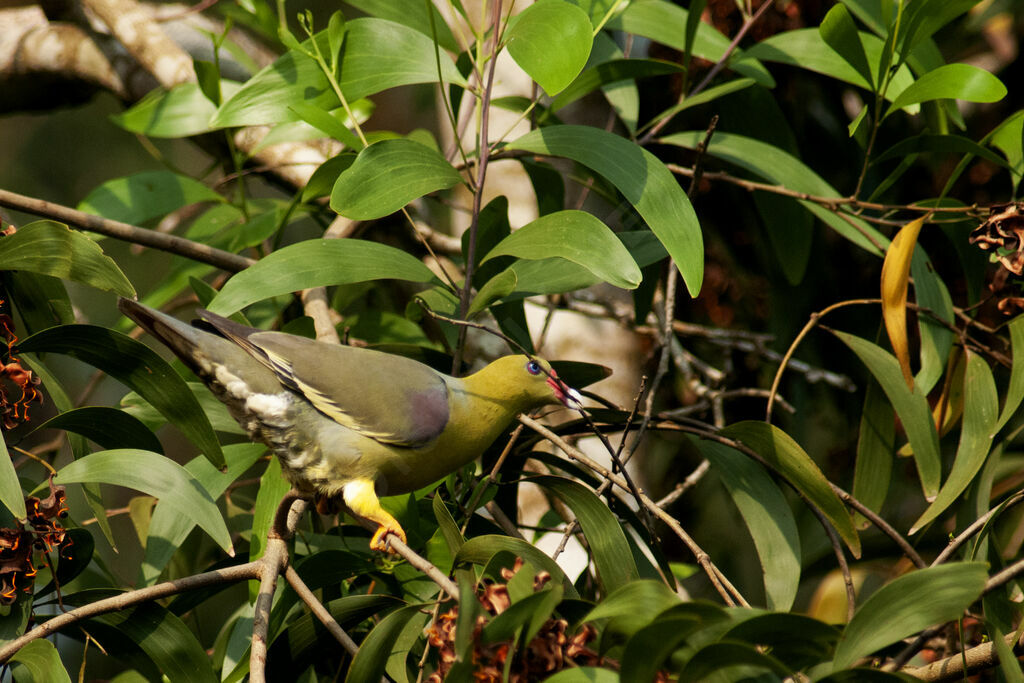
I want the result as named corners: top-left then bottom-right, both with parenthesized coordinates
top-left (117, 298), bottom-right (581, 550)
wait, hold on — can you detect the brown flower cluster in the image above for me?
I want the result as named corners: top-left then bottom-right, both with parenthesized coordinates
top-left (0, 274), bottom-right (44, 429)
top-left (969, 203), bottom-right (1024, 314)
top-left (0, 475), bottom-right (71, 604)
top-left (426, 559), bottom-right (609, 682)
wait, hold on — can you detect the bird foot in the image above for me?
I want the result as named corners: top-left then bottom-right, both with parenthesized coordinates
top-left (370, 522), bottom-right (407, 553)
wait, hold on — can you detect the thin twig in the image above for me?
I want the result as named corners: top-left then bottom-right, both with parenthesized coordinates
top-left (932, 491), bottom-right (1024, 567)
top-left (0, 188), bottom-right (253, 272)
top-left (283, 566), bottom-right (360, 657)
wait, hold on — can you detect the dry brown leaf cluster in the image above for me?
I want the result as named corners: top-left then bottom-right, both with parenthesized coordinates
top-left (425, 559), bottom-right (629, 682)
top-left (0, 475), bottom-right (70, 604)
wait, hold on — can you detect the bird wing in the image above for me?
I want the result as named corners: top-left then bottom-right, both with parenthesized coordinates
top-left (196, 309), bottom-right (450, 446)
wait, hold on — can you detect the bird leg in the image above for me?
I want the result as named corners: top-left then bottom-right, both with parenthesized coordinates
top-left (341, 479), bottom-right (407, 552)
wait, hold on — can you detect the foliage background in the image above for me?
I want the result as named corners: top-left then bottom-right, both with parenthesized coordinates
top-left (0, 0), bottom-right (1023, 681)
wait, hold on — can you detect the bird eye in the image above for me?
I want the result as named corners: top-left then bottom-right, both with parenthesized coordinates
top-left (526, 360), bottom-right (541, 375)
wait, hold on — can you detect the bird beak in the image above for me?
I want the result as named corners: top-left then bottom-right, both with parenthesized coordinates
top-left (546, 374), bottom-right (583, 410)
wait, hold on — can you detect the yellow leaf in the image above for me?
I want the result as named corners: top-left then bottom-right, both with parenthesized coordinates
top-left (881, 216), bottom-right (926, 389)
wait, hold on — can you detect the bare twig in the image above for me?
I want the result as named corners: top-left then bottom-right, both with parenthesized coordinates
top-left (901, 630), bottom-right (1024, 682)
top-left (0, 188), bottom-right (253, 272)
top-left (932, 491), bottom-right (1024, 567)
top-left (283, 566), bottom-right (360, 656)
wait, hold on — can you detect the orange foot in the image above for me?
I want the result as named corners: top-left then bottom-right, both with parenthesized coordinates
top-left (342, 478), bottom-right (407, 553)
top-left (370, 521), bottom-right (407, 553)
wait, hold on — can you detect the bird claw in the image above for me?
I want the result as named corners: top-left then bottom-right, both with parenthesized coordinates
top-left (370, 524), bottom-right (407, 553)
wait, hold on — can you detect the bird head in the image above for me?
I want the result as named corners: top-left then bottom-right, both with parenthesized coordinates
top-left (479, 355), bottom-right (583, 411)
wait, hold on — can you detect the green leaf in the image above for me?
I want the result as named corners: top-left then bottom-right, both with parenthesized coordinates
top-left (605, 0), bottom-right (773, 87)
top-left (832, 562), bottom-right (988, 669)
top-left (887, 64), bottom-right (1006, 117)
top-left (288, 102), bottom-right (363, 150)
top-left (899, 0), bottom-right (983, 55)
top-left (55, 449), bottom-right (231, 553)
top-left (330, 139), bottom-right (462, 219)
top-left (659, 131), bottom-right (887, 255)
top-left (911, 247), bottom-right (954, 395)
top-left (96, 601), bottom-right (218, 683)
top-left (620, 615), bottom-right (704, 682)
top-left (77, 171), bottom-right (223, 226)
top-left (121, 382), bottom-right (243, 436)
top-left (482, 211), bottom-right (641, 289)
top-left (820, 5), bottom-right (873, 89)
top-left (481, 584), bottom-right (563, 645)
top-left (910, 352), bottom-right (997, 533)
top-left (32, 407), bottom-right (163, 454)
top-left (455, 535), bottom-right (579, 599)
top-left (874, 134), bottom-right (1010, 168)
top-left (36, 527), bottom-right (93, 596)
top-left (506, 0), bottom-right (592, 96)
top-left (345, 604), bottom-right (423, 683)
top-left (996, 314), bottom-right (1024, 432)
top-left (468, 269), bottom-right (517, 317)
top-left (852, 377), bottom-right (894, 526)
top-left (212, 19), bottom-right (467, 127)
top-left (0, 433), bottom-right (26, 519)
top-left (679, 641), bottom-right (792, 680)
top-left (141, 443), bottom-right (264, 584)
top-left (745, 28), bottom-right (913, 95)
top-left (582, 579), bottom-right (682, 630)
top-left (543, 668), bottom-right (620, 683)
top-left (206, 238), bottom-right (437, 316)
top-left (530, 475), bottom-right (639, 593)
top-left (0, 221), bottom-right (134, 297)
top-left (724, 613), bottom-right (839, 670)
top-left (342, 0), bottom-right (459, 53)
top-left (112, 82), bottom-right (242, 137)
top-left (17, 325), bottom-right (225, 469)
top-left (551, 59), bottom-right (684, 113)
top-left (720, 421), bottom-right (860, 558)
top-left (507, 126), bottom-right (703, 296)
top-left (831, 330), bottom-right (941, 500)
top-left (697, 440), bottom-right (800, 611)
top-left (9, 640), bottom-right (71, 683)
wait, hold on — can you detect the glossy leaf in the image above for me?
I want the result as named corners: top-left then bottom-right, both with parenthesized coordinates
top-left (832, 562), bottom-right (988, 669)
top-left (832, 330), bottom-right (941, 500)
top-left (468, 269), bottom-right (517, 317)
top-left (141, 443), bottom-right (264, 584)
top-left (344, 604), bottom-right (423, 683)
top-left (531, 475), bottom-right (639, 593)
top-left (212, 20), bottom-right (466, 127)
top-left (820, 5), bottom-right (873, 88)
top-left (330, 139), bottom-right (462, 219)
top-left (77, 170), bottom-right (223, 226)
top-left (887, 64), bottom-right (1006, 117)
top-left (455, 535), bottom-right (579, 598)
top-left (911, 352), bottom-right (997, 533)
top-left (121, 382), bottom-right (243, 436)
top-left (482, 211), bottom-right (641, 289)
top-left (659, 131), bottom-right (886, 255)
top-left (54, 449), bottom-right (232, 553)
top-left (96, 601), bottom-right (218, 683)
top-left (724, 613), bottom-right (839, 670)
top-left (605, 0), bottom-right (773, 86)
top-left (874, 134), bottom-right (1009, 168)
top-left (0, 426), bottom-right (25, 520)
top-left (620, 615), bottom-right (706, 682)
top-left (112, 82), bottom-right (242, 137)
top-left (745, 28), bottom-right (912, 96)
top-left (506, 0), bottom-right (592, 96)
top-left (33, 407), bottom-right (163, 454)
top-left (206, 238), bottom-right (437, 316)
top-left (911, 248), bottom-right (955, 395)
top-left (679, 641), bottom-right (792, 680)
top-left (996, 314), bottom-right (1024, 431)
top-left (698, 440), bottom-right (800, 610)
top-left (880, 216), bottom-right (925, 388)
top-left (342, 0), bottom-right (459, 53)
top-left (17, 325), bottom-right (224, 469)
top-left (9, 640), bottom-right (71, 683)
top-left (852, 378), bottom-right (894, 526)
top-left (544, 668), bottom-right (620, 683)
top-left (720, 421), bottom-right (860, 557)
top-left (582, 579), bottom-right (681, 629)
top-left (0, 221), bottom-right (134, 297)
top-left (551, 59), bottom-right (684, 113)
top-left (507, 126), bottom-right (703, 296)
top-left (481, 584), bottom-right (563, 645)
